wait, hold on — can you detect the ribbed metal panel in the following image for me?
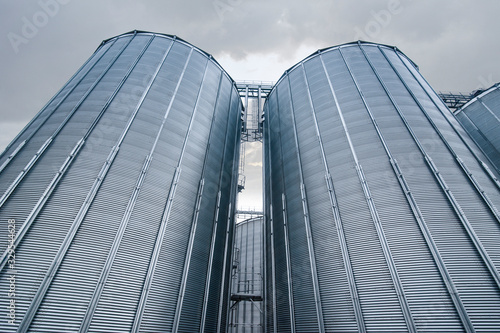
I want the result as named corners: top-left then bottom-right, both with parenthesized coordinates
top-left (0, 31), bottom-right (241, 332)
top-left (263, 41), bottom-right (500, 332)
top-left (229, 217), bottom-right (264, 333)
top-left (455, 84), bottom-right (500, 174)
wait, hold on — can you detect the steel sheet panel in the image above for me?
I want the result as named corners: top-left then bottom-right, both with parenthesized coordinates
top-left (264, 41), bottom-right (500, 332)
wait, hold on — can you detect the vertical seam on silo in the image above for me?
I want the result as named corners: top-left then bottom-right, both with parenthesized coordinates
top-left (218, 89), bottom-right (242, 332)
top-left (172, 55), bottom-right (211, 333)
top-left (131, 45), bottom-right (194, 333)
top-left (0, 35), bottom-right (132, 211)
top-left (0, 139), bottom-right (26, 172)
top-left (264, 94), bottom-right (278, 332)
top-left (247, 207), bottom-right (253, 326)
top-left (244, 85), bottom-right (249, 132)
top-left (350, 44), bottom-right (476, 333)
top-left (218, 200), bottom-right (234, 332)
top-left (201, 190), bottom-right (222, 332)
top-left (337, 46), bottom-right (418, 333)
top-left (264, 94), bottom-right (278, 333)
top-left (16, 32), bottom-right (156, 333)
top-left (261, 102), bottom-right (268, 332)
top-left (0, 38), bottom-right (116, 165)
top-left (199, 71), bottom-right (225, 332)
top-left (477, 98), bottom-right (500, 123)
top-left (361, 43), bottom-right (489, 330)
top-left (281, 193), bottom-right (296, 333)
top-left (274, 85), bottom-right (296, 333)
top-left (286, 73), bottom-right (325, 332)
top-left (222, 126), bottom-right (242, 331)
top-left (251, 213), bottom-right (257, 327)
top-left (466, 98), bottom-right (500, 176)
top-left (392, 49), bottom-right (500, 191)
top-left (458, 110), bottom-right (490, 138)
top-left (78, 36), bottom-right (175, 333)
top-left (269, 203), bottom-right (278, 333)
top-left (455, 84), bottom-right (500, 116)
top-left (0, 140), bottom-right (26, 173)
top-left (456, 111), bottom-right (500, 176)
top-left (456, 156), bottom-right (500, 220)
top-left (397, 49), bottom-right (500, 188)
top-left (310, 58), bottom-right (367, 333)
top-left (259, 192), bottom-right (266, 331)
top-left (0, 33), bottom-right (145, 273)
top-left (393, 158), bottom-right (476, 333)
top-left (0, 138), bottom-right (81, 272)
top-left (389, 48), bottom-right (500, 223)
top-left (376, 47), bottom-right (500, 289)
top-left (200, 80), bottom-right (235, 332)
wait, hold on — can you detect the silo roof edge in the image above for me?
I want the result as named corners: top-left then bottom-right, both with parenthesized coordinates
top-left (267, 40), bottom-right (419, 99)
top-left (95, 30), bottom-right (243, 110)
top-left (457, 82), bottom-right (500, 113)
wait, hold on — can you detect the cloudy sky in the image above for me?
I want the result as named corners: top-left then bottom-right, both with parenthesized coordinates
top-left (1, 0), bottom-right (499, 210)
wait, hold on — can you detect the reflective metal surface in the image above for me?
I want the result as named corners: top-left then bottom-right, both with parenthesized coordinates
top-left (263, 41), bottom-right (500, 332)
top-left (0, 31), bottom-right (242, 332)
top-left (455, 83), bottom-right (500, 174)
top-left (229, 217), bottom-right (264, 332)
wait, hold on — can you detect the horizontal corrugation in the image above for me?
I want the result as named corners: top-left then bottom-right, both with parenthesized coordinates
top-left (265, 42), bottom-right (500, 332)
top-left (0, 41), bottom-right (111, 184)
top-left (277, 80), bottom-right (317, 332)
top-left (218, 93), bottom-right (242, 333)
top-left (201, 79), bottom-right (235, 333)
top-left (133, 48), bottom-right (201, 333)
top-left (290, 64), bottom-right (361, 332)
top-left (0, 33), bottom-right (148, 330)
top-left (229, 218), bottom-right (264, 333)
top-left (0, 37), bottom-right (139, 263)
top-left (0, 33), bottom-right (242, 332)
top-left (175, 65), bottom-right (222, 332)
top-left (21, 37), bottom-right (160, 332)
top-left (455, 111), bottom-right (500, 170)
top-left (390, 50), bottom-right (500, 223)
top-left (32, 50), bottom-right (172, 329)
top-left (322, 49), bottom-right (409, 331)
top-left (376, 49), bottom-right (500, 278)
top-left (87, 52), bottom-right (190, 333)
top-left (341, 46), bottom-right (466, 332)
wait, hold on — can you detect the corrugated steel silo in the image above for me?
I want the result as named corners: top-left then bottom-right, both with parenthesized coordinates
top-left (229, 217), bottom-right (264, 332)
top-left (0, 31), bottom-right (241, 332)
top-left (263, 41), bottom-right (500, 332)
top-left (454, 83), bottom-right (500, 173)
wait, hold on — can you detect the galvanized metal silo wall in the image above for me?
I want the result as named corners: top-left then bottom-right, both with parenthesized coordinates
top-left (0, 31), bottom-right (241, 332)
top-left (455, 84), bottom-right (500, 174)
top-left (229, 217), bottom-right (264, 332)
top-left (263, 41), bottom-right (500, 332)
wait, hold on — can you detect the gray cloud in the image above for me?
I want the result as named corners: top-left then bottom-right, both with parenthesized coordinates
top-left (1, 0), bottom-right (499, 208)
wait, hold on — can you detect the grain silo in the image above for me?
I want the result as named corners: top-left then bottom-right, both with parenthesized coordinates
top-left (229, 216), bottom-right (264, 332)
top-left (0, 31), bottom-right (241, 332)
top-left (263, 41), bottom-right (500, 332)
top-left (454, 83), bottom-right (500, 174)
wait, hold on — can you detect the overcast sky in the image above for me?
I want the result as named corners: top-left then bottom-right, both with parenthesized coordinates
top-left (1, 0), bottom-right (499, 209)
